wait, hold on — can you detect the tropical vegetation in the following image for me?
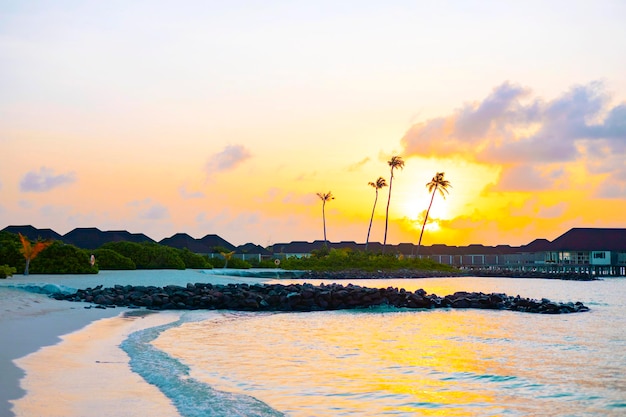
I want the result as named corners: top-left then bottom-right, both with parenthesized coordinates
top-left (206, 255), bottom-right (251, 269)
top-left (0, 265), bottom-right (17, 278)
top-left (316, 191), bottom-right (335, 246)
top-left (0, 232), bottom-right (23, 270)
top-left (366, 177), bottom-right (387, 251)
top-left (28, 241), bottom-right (99, 274)
top-left (92, 248), bottom-right (137, 270)
top-left (0, 232), bottom-right (97, 275)
top-left (417, 172), bottom-right (452, 255)
top-left (281, 247), bottom-right (456, 272)
top-left (0, 232), bottom-right (214, 274)
top-left (18, 233), bottom-right (53, 275)
top-left (99, 241), bottom-right (195, 270)
top-left (220, 250), bottom-right (236, 268)
top-left (383, 155), bottom-right (404, 251)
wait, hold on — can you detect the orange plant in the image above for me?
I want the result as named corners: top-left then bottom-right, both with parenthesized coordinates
top-left (220, 251), bottom-right (235, 268)
top-left (18, 233), bottom-right (53, 275)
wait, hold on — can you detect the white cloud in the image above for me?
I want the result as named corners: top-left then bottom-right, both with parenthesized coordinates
top-left (205, 144), bottom-right (252, 176)
top-left (139, 204), bottom-right (170, 220)
top-left (179, 185), bottom-right (205, 199)
top-left (347, 157), bottom-right (371, 172)
top-left (126, 198), bottom-right (170, 220)
top-left (18, 200), bottom-right (33, 209)
top-left (492, 165), bottom-right (553, 191)
top-left (20, 167), bottom-right (76, 192)
top-left (127, 198), bottom-right (153, 207)
top-left (596, 181), bottom-right (626, 198)
top-left (537, 202), bottom-right (568, 218)
top-left (401, 81), bottom-right (626, 192)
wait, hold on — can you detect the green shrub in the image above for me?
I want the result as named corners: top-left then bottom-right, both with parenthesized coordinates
top-left (0, 264), bottom-right (17, 278)
top-left (100, 241), bottom-right (185, 269)
top-left (247, 258), bottom-right (277, 268)
top-left (176, 248), bottom-right (211, 269)
top-left (206, 256), bottom-right (252, 269)
top-left (0, 232), bottom-right (23, 271)
top-left (93, 248), bottom-right (136, 270)
top-left (280, 248), bottom-right (457, 272)
top-left (29, 241), bottom-right (98, 274)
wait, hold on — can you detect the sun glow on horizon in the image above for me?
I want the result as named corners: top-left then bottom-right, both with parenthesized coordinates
top-left (1, 1), bottom-right (625, 246)
top-left (392, 158), bottom-right (499, 233)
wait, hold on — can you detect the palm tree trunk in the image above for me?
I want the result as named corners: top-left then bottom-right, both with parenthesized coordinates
top-left (417, 186), bottom-right (437, 256)
top-left (366, 191), bottom-right (378, 251)
top-left (24, 259), bottom-right (30, 276)
top-left (383, 177), bottom-right (393, 252)
top-left (322, 201), bottom-right (327, 246)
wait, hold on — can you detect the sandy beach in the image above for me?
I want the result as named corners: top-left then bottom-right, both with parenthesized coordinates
top-left (0, 270), bottom-right (267, 417)
top-left (0, 288), bottom-right (178, 417)
top-left (11, 310), bottom-right (182, 417)
top-left (0, 289), bottom-right (113, 416)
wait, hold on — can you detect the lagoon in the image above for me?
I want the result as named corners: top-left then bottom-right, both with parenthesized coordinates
top-left (1, 270), bottom-right (625, 416)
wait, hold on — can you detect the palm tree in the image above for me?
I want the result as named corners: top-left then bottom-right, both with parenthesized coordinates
top-left (366, 177), bottom-right (387, 251)
top-left (316, 191), bottom-right (335, 246)
top-left (383, 155), bottom-right (405, 252)
top-left (416, 172), bottom-right (451, 256)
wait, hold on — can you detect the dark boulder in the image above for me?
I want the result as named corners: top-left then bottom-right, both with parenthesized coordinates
top-left (51, 282), bottom-right (590, 315)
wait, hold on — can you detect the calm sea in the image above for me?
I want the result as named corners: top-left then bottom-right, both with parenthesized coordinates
top-left (5, 271), bottom-right (626, 416)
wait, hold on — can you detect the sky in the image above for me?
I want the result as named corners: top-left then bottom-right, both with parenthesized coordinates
top-left (1, 0), bottom-right (625, 248)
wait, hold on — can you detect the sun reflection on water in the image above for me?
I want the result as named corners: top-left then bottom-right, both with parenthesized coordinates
top-left (153, 308), bottom-right (535, 416)
top-left (149, 277), bottom-right (626, 416)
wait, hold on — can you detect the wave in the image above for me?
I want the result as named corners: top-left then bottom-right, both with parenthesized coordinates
top-left (3, 282), bottom-right (79, 296)
top-left (120, 314), bottom-right (285, 417)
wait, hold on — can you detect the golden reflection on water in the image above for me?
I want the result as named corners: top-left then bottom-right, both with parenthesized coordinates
top-left (152, 308), bottom-right (533, 416)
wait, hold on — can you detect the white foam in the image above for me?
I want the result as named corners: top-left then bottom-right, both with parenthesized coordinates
top-left (11, 310), bottom-right (182, 417)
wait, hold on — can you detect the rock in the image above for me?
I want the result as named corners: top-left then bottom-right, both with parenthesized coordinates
top-left (50, 282), bottom-right (589, 315)
top-left (451, 298), bottom-right (471, 308)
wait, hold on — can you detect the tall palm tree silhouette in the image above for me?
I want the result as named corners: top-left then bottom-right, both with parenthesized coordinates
top-left (366, 177), bottom-right (387, 251)
top-left (316, 191), bottom-right (335, 246)
top-left (416, 172), bottom-right (451, 256)
top-left (383, 156), bottom-right (404, 252)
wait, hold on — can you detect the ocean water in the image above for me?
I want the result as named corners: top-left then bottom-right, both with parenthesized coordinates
top-left (3, 272), bottom-right (626, 416)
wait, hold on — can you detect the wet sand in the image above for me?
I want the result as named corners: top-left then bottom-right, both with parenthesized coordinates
top-left (10, 310), bottom-right (181, 417)
top-left (0, 288), bottom-right (180, 417)
top-left (0, 270), bottom-right (273, 417)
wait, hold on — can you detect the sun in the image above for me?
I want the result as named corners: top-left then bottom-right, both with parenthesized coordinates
top-left (399, 192), bottom-right (451, 224)
top-left (424, 219), bottom-right (441, 232)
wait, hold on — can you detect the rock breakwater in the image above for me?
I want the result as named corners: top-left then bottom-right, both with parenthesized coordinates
top-left (52, 282), bottom-right (590, 314)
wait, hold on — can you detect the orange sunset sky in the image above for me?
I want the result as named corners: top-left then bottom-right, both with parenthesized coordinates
top-left (1, 1), bottom-right (625, 247)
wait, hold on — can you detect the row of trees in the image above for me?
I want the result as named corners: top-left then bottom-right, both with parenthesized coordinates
top-left (0, 232), bottom-right (269, 276)
top-left (1, 233), bottom-right (100, 275)
top-left (281, 248), bottom-right (457, 272)
top-left (317, 156), bottom-right (451, 254)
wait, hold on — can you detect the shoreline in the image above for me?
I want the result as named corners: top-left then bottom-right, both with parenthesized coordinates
top-left (0, 270), bottom-right (273, 417)
top-left (0, 292), bottom-right (123, 417)
top-left (10, 310), bottom-right (181, 417)
top-left (0, 270), bottom-right (609, 417)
